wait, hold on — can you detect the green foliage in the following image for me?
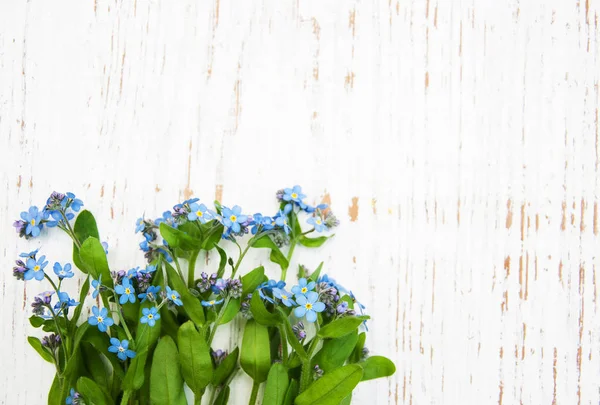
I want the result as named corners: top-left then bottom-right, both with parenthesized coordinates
top-left (164, 261), bottom-right (205, 325)
top-left (241, 266), bottom-right (265, 296)
top-left (295, 364), bottom-right (363, 405)
top-left (27, 336), bottom-right (54, 363)
top-left (263, 363), bottom-right (289, 405)
top-left (212, 347), bottom-right (239, 386)
top-left (312, 330), bottom-right (358, 372)
top-left (240, 320), bottom-right (271, 383)
top-left (72, 210), bottom-right (100, 272)
top-left (76, 376), bottom-right (114, 405)
top-left (150, 336), bottom-right (187, 405)
top-left (318, 316), bottom-right (370, 339)
top-left (360, 356), bottom-right (396, 381)
top-left (249, 293), bottom-right (281, 326)
top-left (177, 322), bottom-right (213, 396)
top-left (253, 234), bottom-right (289, 271)
top-left (78, 237), bottom-right (113, 288)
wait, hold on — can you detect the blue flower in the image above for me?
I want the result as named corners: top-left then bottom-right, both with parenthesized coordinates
top-left (304, 203), bottom-right (329, 213)
top-left (260, 279), bottom-right (286, 291)
top-left (154, 211), bottom-right (176, 227)
top-left (274, 205), bottom-right (292, 234)
top-left (46, 210), bottom-right (74, 227)
top-left (291, 278), bottom-right (315, 297)
top-left (135, 218), bottom-right (145, 233)
top-left (115, 277), bottom-right (136, 304)
top-left (56, 292), bottom-right (79, 309)
top-left (222, 205), bottom-right (248, 233)
top-left (65, 388), bottom-right (80, 404)
top-left (91, 275), bottom-right (103, 298)
top-left (53, 262), bottom-right (74, 279)
top-left (294, 292), bottom-right (325, 322)
top-left (211, 278), bottom-right (228, 294)
top-left (138, 285), bottom-right (161, 302)
top-left (20, 206), bottom-right (44, 237)
top-left (65, 192), bottom-right (84, 212)
top-left (349, 291), bottom-right (366, 314)
top-left (250, 213), bottom-right (263, 234)
top-left (307, 216), bottom-right (328, 232)
top-left (140, 307), bottom-right (161, 326)
top-left (258, 289), bottom-right (275, 303)
top-left (283, 185), bottom-right (306, 204)
top-left (88, 306), bottom-right (114, 332)
top-left (102, 241), bottom-right (109, 254)
top-left (273, 288), bottom-right (295, 307)
top-left (318, 275), bottom-right (348, 294)
top-left (108, 338), bottom-right (136, 361)
top-left (201, 298), bottom-right (224, 307)
top-left (166, 286), bottom-right (183, 306)
top-left (24, 255), bottom-right (48, 281)
top-left (139, 239), bottom-right (150, 252)
top-left (188, 202), bottom-right (212, 223)
top-left (19, 248), bottom-right (39, 258)
top-left (140, 265), bottom-right (156, 274)
top-left (126, 267), bottom-right (139, 279)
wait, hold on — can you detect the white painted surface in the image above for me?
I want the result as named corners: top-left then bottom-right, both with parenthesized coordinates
top-left (1, 0), bottom-right (600, 404)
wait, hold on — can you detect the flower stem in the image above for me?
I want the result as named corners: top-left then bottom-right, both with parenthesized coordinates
top-left (120, 390), bottom-right (132, 405)
top-left (60, 211), bottom-right (81, 249)
top-left (281, 239), bottom-right (297, 282)
top-left (47, 305), bottom-right (68, 369)
top-left (231, 241), bottom-right (252, 278)
top-left (248, 381), bottom-right (260, 405)
top-left (279, 325), bottom-right (289, 365)
top-left (112, 292), bottom-right (133, 341)
top-left (188, 250), bottom-right (200, 288)
top-left (208, 298), bottom-right (230, 345)
top-left (299, 324), bottom-right (321, 393)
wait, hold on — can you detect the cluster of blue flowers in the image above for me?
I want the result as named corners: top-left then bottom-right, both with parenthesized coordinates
top-left (195, 272), bottom-right (242, 308)
top-left (134, 186), bottom-right (339, 262)
top-left (13, 192), bottom-right (84, 239)
top-left (88, 265), bottom-right (184, 357)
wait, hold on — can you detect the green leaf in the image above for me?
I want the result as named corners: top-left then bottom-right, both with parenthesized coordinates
top-left (349, 332), bottom-right (366, 363)
top-left (48, 375), bottom-right (62, 405)
top-left (240, 320), bottom-right (271, 383)
top-left (177, 322), bottom-right (213, 396)
top-left (263, 363), bottom-right (289, 405)
top-left (64, 323), bottom-right (91, 376)
top-left (122, 351), bottom-right (148, 391)
top-left (295, 364), bottom-right (363, 405)
top-left (318, 316), bottom-right (369, 339)
top-left (215, 245), bottom-right (228, 278)
top-left (72, 210), bottom-right (100, 272)
top-left (150, 336), bottom-right (187, 405)
top-left (218, 298), bottom-right (241, 325)
top-left (339, 394), bottom-right (352, 405)
top-left (70, 276), bottom-right (90, 332)
top-left (312, 330), bottom-right (358, 372)
top-left (241, 266), bottom-right (265, 296)
top-left (249, 293), bottom-right (281, 326)
top-left (27, 336), bottom-right (54, 363)
top-left (159, 223), bottom-right (202, 251)
top-left (201, 221), bottom-right (224, 250)
top-left (360, 356), bottom-right (396, 381)
top-left (282, 379), bottom-right (298, 405)
top-left (298, 235), bottom-right (330, 248)
top-left (29, 315), bottom-right (45, 328)
top-left (253, 235), bottom-right (289, 271)
top-left (213, 386), bottom-right (230, 405)
top-left (76, 376), bottom-right (114, 405)
top-left (164, 261), bottom-right (205, 325)
top-left (81, 342), bottom-right (111, 390)
top-left (308, 262), bottom-right (324, 283)
top-left (79, 237), bottom-right (113, 288)
top-left (83, 328), bottom-right (125, 381)
top-left (212, 346), bottom-right (239, 386)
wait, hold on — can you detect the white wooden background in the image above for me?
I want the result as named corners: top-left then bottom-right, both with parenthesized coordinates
top-left (1, 0), bottom-right (600, 404)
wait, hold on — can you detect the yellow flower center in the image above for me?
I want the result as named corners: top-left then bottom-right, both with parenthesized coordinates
top-left (305, 303), bottom-right (313, 310)
top-left (316, 218), bottom-right (322, 224)
top-left (97, 316), bottom-right (104, 323)
top-left (196, 211), bottom-right (203, 217)
top-left (125, 288), bottom-right (131, 294)
top-left (291, 193), bottom-right (298, 199)
top-left (147, 314), bottom-right (153, 319)
top-left (33, 265), bottom-right (41, 272)
top-left (301, 287), bottom-right (307, 293)
top-left (171, 294), bottom-right (177, 300)
top-left (281, 294), bottom-right (288, 300)
top-left (210, 300), bottom-right (215, 305)
top-left (30, 219), bottom-right (36, 225)
top-left (230, 215), bottom-right (237, 222)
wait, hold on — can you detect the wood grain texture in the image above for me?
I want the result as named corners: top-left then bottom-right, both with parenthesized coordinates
top-left (1, 0), bottom-right (600, 403)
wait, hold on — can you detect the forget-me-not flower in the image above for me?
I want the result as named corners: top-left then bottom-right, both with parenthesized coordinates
top-left (108, 338), bottom-right (136, 361)
top-left (202, 298), bottom-right (224, 307)
top-left (24, 255), bottom-right (48, 281)
top-left (222, 205), bottom-right (248, 233)
top-left (88, 306), bottom-right (114, 332)
top-left (53, 262), bottom-right (74, 279)
top-left (273, 288), bottom-right (295, 307)
top-left (166, 286), bottom-right (183, 306)
top-left (294, 291), bottom-right (325, 322)
top-left (20, 206), bottom-right (44, 237)
top-left (115, 277), bottom-right (136, 304)
top-left (283, 185), bottom-right (307, 204)
top-left (140, 307), bottom-right (161, 327)
top-left (188, 202), bottom-right (212, 223)
top-left (138, 285), bottom-right (161, 302)
top-left (307, 216), bottom-right (328, 232)
top-left (291, 278), bottom-right (316, 297)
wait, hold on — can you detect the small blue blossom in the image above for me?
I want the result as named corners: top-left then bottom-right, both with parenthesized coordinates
top-left (140, 307), bottom-right (161, 326)
top-left (291, 278), bottom-right (316, 297)
top-left (139, 239), bottom-right (150, 252)
top-left (91, 275), bottom-right (103, 298)
top-left (138, 285), bottom-right (161, 302)
top-left (283, 185), bottom-right (307, 204)
top-left (45, 211), bottom-right (75, 228)
top-left (102, 241), bottom-right (109, 254)
top-left (19, 249), bottom-right (39, 258)
top-left (250, 213), bottom-right (263, 234)
top-left (273, 288), bottom-right (295, 307)
top-left (274, 206), bottom-right (292, 235)
top-left (222, 205), bottom-right (248, 233)
top-left (211, 278), bottom-right (228, 294)
top-left (88, 306), bottom-right (114, 332)
top-left (260, 280), bottom-right (286, 291)
top-left (115, 277), bottom-right (137, 304)
top-left (294, 291), bottom-right (325, 322)
top-left (126, 267), bottom-right (139, 279)
top-left (318, 275), bottom-right (348, 294)
top-left (65, 192), bottom-right (84, 212)
top-left (65, 388), bottom-right (80, 404)
top-left (53, 262), bottom-right (74, 279)
top-left (24, 255), bottom-right (48, 281)
top-left (349, 291), bottom-right (366, 314)
top-left (154, 211), bottom-right (177, 227)
top-left (258, 289), bottom-right (275, 303)
top-left (57, 291), bottom-right (79, 307)
top-left (307, 216), bottom-right (328, 232)
top-left (140, 265), bottom-right (156, 274)
top-left (187, 202), bottom-right (212, 223)
top-left (135, 218), bottom-right (145, 233)
top-left (108, 338), bottom-right (136, 361)
top-left (166, 286), bottom-right (183, 306)
top-left (20, 206), bottom-right (44, 237)
top-left (201, 298), bottom-right (224, 307)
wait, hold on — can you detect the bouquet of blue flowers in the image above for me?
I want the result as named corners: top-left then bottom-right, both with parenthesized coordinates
top-left (13, 187), bottom-right (395, 405)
